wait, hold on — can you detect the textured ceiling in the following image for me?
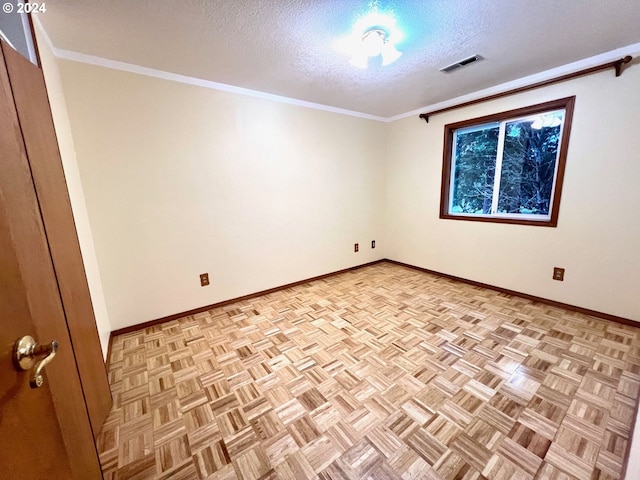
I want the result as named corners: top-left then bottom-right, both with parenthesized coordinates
top-left (38, 0), bottom-right (640, 118)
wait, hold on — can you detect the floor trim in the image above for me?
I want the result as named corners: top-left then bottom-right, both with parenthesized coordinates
top-left (110, 260), bottom-right (385, 336)
top-left (387, 261), bottom-right (639, 479)
top-left (105, 332), bottom-right (114, 369)
top-left (106, 258), bottom-right (639, 477)
top-left (111, 258), bottom-right (637, 337)
top-left (386, 259), bottom-right (638, 327)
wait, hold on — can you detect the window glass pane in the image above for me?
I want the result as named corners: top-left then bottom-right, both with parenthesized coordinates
top-left (441, 97), bottom-right (574, 226)
top-left (452, 124), bottom-right (499, 214)
top-left (497, 111), bottom-right (564, 215)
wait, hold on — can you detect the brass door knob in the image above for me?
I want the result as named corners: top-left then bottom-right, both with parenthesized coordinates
top-left (13, 335), bottom-right (59, 388)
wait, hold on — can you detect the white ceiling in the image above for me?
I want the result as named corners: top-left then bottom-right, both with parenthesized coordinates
top-left (38, 0), bottom-right (640, 118)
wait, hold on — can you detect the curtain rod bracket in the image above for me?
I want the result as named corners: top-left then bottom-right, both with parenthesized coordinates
top-left (419, 114), bottom-right (429, 123)
top-left (615, 56), bottom-right (632, 77)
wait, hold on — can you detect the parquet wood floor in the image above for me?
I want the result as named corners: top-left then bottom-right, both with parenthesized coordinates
top-left (98, 262), bottom-right (640, 479)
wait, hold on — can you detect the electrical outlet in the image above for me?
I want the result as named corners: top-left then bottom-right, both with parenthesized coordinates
top-left (371, 240), bottom-right (376, 249)
top-left (354, 243), bottom-right (359, 252)
top-left (200, 273), bottom-right (210, 286)
top-left (553, 267), bottom-right (565, 281)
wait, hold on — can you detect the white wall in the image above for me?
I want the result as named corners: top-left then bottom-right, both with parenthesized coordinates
top-left (57, 61), bottom-right (386, 330)
top-left (34, 27), bottom-right (111, 359)
top-left (627, 420), bottom-right (640, 480)
top-left (384, 66), bottom-right (640, 321)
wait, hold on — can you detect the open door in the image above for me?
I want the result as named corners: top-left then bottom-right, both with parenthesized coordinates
top-left (2, 28), bottom-right (112, 438)
top-left (0, 39), bottom-right (107, 478)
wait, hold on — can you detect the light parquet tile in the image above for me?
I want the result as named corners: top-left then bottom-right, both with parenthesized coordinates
top-left (97, 263), bottom-right (640, 479)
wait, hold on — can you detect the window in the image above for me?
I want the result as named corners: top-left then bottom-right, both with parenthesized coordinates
top-left (440, 96), bottom-right (575, 227)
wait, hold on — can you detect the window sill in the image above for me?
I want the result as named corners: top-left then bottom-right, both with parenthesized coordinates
top-left (439, 213), bottom-right (558, 227)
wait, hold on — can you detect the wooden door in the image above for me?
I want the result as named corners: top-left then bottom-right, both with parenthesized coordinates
top-left (2, 33), bottom-right (112, 438)
top-left (0, 42), bottom-right (103, 478)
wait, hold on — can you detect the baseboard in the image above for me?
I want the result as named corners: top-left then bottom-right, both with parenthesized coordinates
top-left (385, 259), bottom-right (638, 327)
top-left (105, 332), bottom-right (114, 369)
top-left (110, 257), bottom-right (637, 338)
top-left (110, 259), bottom-right (386, 336)
top-left (106, 257), bottom-right (639, 477)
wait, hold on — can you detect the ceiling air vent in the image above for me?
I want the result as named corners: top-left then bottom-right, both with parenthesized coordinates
top-left (439, 54), bottom-right (483, 73)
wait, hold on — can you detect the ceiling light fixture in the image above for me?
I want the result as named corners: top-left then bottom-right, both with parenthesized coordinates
top-left (350, 27), bottom-right (402, 68)
top-left (337, 2), bottom-right (403, 69)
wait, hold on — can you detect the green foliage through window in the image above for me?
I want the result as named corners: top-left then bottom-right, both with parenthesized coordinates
top-left (441, 97), bottom-right (574, 227)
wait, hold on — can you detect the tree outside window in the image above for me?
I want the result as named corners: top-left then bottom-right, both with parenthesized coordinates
top-left (440, 97), bottom-right (575, 227)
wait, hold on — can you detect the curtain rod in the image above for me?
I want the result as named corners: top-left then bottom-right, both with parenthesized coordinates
top-left (419, 55), bottom-right (633, 123)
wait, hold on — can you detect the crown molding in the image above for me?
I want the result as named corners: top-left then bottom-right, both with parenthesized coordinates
top-left (33, 18), bottom-right (386, 123)
top-left (389, 42), bottom-right (640, 123)
top-left (33, 17), bottom-right (640, 124)
top-left (57, 48), bottom-right (389, 122)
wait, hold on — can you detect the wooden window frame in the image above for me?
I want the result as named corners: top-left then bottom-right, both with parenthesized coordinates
top-left (440, 96), bottom-right (575, 227)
